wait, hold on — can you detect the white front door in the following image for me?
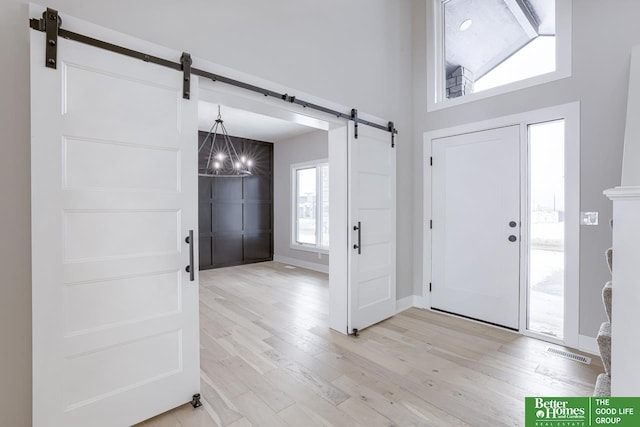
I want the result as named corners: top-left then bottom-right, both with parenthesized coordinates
top-left (30, 11), bottom-right (200, 427)
top-left (431, 126), bottom-right (521, 329)
top-left (348, 123), bottom-right (396, 333)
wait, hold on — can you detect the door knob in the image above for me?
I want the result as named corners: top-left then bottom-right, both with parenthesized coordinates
top-left (508, 235), bottom-right (517, 242)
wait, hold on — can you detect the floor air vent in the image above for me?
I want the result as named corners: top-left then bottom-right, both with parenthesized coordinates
top-left (546, 347), bottom-right (591, 364)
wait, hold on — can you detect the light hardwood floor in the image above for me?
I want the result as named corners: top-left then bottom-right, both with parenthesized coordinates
top-left (138, 261), bottom-right (601, 427)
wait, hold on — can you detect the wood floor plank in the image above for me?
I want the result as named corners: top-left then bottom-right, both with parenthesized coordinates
top-left (336, 397), bottom-right (396, 427)
top-left (171, 403), bottom-right (219, 427)
top-left (218, 356), bottom-right (295, 413)
top-left (261, 368), bottom-right (365, 427)
top-left (276, 403), bottom-right (325, 427)
top-left (230, 391), bottom-right (289, 427)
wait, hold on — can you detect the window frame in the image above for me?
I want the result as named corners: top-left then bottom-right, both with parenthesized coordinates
top-left (426, 0), bottom-right (572, 112)
top-left (291, 159), bottom-right (329, 254)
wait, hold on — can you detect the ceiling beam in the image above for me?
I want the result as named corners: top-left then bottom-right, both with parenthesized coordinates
top-left (503, 0), bottom-right (540, 38)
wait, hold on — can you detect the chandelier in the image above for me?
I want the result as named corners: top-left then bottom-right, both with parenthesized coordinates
top-left (198, 105), bottom-right (253, 177)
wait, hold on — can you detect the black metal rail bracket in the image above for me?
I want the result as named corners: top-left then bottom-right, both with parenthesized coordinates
top-left (351, 109), bottom-right (359, 139)
top-left (388, 121), bottom-right (397, 148)
top-left (180, 52), bottom-right (192, 100)
top-left (30, 8), bottom-right (61, 69)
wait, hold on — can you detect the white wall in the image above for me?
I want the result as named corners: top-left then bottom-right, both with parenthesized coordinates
top-left (274, 130), bottom-right (329, 270)
top-left (0, 1), bottom-right (414, 424)
top-left (412, 0), bottom-right (640, 339)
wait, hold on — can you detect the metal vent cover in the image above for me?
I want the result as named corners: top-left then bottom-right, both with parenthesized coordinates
top-left (546, 347), bottom-right (591, 364)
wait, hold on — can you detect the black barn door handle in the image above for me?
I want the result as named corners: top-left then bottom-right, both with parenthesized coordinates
top-left (185, 229), bottom-right (194, 281)
top-left (353, 221), bottom-right (361, 254)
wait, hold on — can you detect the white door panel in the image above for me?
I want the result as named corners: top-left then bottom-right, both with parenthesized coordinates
top-left (431, 126), bottom-right (520, 329)
top-left (31, 11), bottom-right (199, 427)
top-left (348, 124), bottom-right (396, 332)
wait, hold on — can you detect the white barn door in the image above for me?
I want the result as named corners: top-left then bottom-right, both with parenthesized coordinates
top-left (30, 10), bottom-right (200, 427)
top-left (348, 123), bottom-right (397, 333)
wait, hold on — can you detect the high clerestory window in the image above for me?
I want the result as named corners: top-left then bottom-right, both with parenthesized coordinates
top-left (428, 0), bottom-right (572, 111)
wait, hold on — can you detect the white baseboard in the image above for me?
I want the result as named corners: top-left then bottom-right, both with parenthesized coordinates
top-left (273, 255), bottom-right (329, 274)
top-left (396, 295), bottom-right (414, 313)
top-left (578, 334), bottom-right (599, 356)
top-left (413, 295), bottom-right (427, 309)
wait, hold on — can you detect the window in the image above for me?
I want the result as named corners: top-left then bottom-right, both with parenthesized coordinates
top-left (428, 0), bottom-right (572, 111)
top-left (292, 161), bottom-right (329, 251)
top-left (528, 119), bottom-right (565, 339)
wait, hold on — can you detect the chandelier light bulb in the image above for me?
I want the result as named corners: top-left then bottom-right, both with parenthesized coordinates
top-left (247, 160), bottom-right (253, 167)
top-left (216, 153), bottom-right (225, 161)
top-left (241, 156), bottom-right (247, 163)
top-left (213, 161), bottom-right (220, 169)
top-left (235, 162), bottom-right (241, 169)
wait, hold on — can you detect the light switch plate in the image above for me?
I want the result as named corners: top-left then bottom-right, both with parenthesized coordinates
top-left (580, 211), bottom-right (599, 226)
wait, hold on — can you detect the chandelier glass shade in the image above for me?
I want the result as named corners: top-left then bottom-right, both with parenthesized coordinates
top-left (199, 105), bottom-right (253, 178)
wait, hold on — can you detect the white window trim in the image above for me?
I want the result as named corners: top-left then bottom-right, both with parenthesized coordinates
top-left (422, 102), bottom-right (580, 349)
top-left (291, 159), bottom-right (329, 254)
top-left (426, 0), bottom-right (572, 112)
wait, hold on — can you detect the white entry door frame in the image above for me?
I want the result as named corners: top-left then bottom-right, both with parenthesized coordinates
top-left (422, 102), bottom-right (581, 348)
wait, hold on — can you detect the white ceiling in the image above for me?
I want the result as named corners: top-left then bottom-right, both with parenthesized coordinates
top-left (198, 101), bottom-right (316, 143)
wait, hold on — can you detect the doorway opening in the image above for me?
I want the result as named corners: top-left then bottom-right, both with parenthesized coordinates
top-left (195, 97), bottom-right (331, 274)
top-left (527, 119), bottom-right (565, 339)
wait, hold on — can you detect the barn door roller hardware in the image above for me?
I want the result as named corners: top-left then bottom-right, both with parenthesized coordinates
top-left (30, 8), bottom-right (61, 69)
top-left (29, 6), bottom-right (398, 136)
top-left (180, 53), bottom-right (192, 99)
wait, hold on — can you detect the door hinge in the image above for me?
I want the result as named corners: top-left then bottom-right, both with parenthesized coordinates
top-left (430, 220), bottom-right (433, 229)
top-left (429, 282), bottom-right (432, 292)
top-left (180, 52), bottom-right (192, 100)
top-left (388, 121), bottom-right (397, 148)
top-left (430, 156), bottom-right (433, 166)
top-left (30, 8), bottom-right (61, 69)
top-left (351, 108), bottom-right (358, 139)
